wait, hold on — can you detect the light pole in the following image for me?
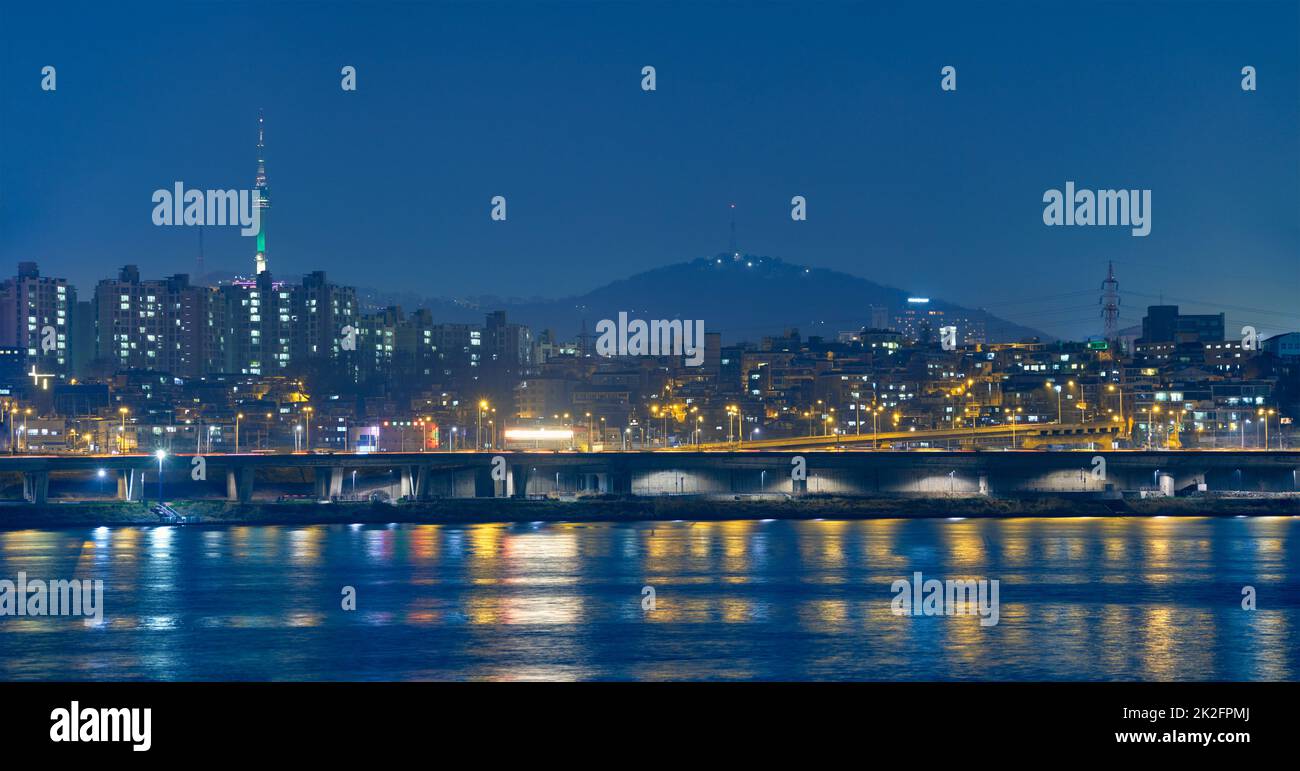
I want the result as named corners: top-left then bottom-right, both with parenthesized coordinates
top-left (477, 400), bottom-right (488, 450)
top-left (304, 406), bottom-right (313, 452)
top-left (235, 413), bottom-right (243, 454)
top-left (155, 449), bottom-right (167, 503)
top-left (118, 407), bottom-right (129, 453)
top-left (1108, 384), bottom-right (1126, 438)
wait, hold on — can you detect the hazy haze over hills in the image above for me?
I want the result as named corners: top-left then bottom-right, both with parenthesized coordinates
top-left (342, 254), bottom-right (1051, 344)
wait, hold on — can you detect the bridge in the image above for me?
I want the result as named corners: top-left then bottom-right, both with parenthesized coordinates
top-left (1, 447), bottom-right (1297, 504)
top-left (688, 422), bottom-right (1121, 451)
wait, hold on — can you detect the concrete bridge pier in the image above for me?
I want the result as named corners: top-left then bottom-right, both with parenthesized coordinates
top-left (399, 467), bottom-right (415, 500)
top-left (604, 467), bottom-right (632, 495)
top-left (474, 466), bottom-right (498, 498)
top-left (418, 467), bottom-right (469, 498)
top-left (22, 471), bottom-right (49, 504)
top-left (226, 467), bottom-right (254, 503)
top-left (314, 467), bottom-right (345, 499)
top-left (116, 469), bottom-right (143, 501)
top-left (511, 465), bottom-right (529, 498)
top-left (414, 465), bottom-right (431, 500)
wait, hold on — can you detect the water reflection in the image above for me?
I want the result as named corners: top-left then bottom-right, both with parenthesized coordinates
top-left (0, 517), bottom-right (1295, 681)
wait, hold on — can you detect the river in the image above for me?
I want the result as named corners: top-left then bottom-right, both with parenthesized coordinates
top-left (0, 516), bottom-right (1295, 680)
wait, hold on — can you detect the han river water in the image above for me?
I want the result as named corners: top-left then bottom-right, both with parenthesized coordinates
top-left (1, 517), bottom-right (1297, 680)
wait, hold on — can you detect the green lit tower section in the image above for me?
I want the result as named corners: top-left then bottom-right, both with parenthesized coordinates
top-left (254, 110), bottom-right (270, 274)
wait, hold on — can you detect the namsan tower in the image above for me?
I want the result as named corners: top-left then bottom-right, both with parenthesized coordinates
top-left (254, 110), bottom-right (270, 274)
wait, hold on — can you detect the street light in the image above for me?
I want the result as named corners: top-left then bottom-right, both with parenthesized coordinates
top-left (303, 406), bottom-right (313, 452)
top-left (1107, 384), bottom-right (1127, 438)
top-left (118, 407), bottom-right (129, 454)
top-left (5, 400), bottom-right (15, 454)
top-left (155, 449), bottom-right (167, 502)
top-left (235, 413), bottom-right (244, 454)
top-left (1257, 407), bottom-right (1276, 449)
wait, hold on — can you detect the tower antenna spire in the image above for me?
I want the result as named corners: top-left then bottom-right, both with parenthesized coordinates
top-left (1100, 261), bottom-right (1120, 339)
top-left (253, 109), bottom-right (270, 274)
top-left (728, 202), bottom-right (737, 257)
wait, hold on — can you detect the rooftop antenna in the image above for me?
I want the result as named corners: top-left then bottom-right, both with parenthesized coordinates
top-left (729, 202), bottom-right (737, 258)
top-left (1100, 261), bottom-right (1120, 339)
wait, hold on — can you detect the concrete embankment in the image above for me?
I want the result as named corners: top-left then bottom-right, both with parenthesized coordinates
top-left (0, 494), bottom-right (1298, 530)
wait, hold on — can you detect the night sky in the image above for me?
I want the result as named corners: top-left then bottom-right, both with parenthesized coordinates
top-left (2, 0), bottom-right (1297, 340)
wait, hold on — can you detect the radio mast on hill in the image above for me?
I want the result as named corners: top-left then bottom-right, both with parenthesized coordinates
top-left (1100, 261), bottom-right (1120, 339)
top-left (728, 202), bottom-right (737, 258)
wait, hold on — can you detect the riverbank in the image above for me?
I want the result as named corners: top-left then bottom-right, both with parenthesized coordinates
top-left (1, 493), bottom-right (1298, 529)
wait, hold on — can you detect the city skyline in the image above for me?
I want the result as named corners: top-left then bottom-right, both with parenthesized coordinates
top-left (3, 1), bottom-right (1297, 343)
top-left (2, 0), bottom-right (1299, 722)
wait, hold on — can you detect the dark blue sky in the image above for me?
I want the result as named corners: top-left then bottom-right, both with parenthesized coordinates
top-left (2, 0), bottom-right (1297, 340)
